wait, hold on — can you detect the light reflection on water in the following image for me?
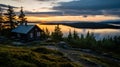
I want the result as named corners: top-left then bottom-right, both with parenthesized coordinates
top-left (38, 24), bottom-right (120, 40)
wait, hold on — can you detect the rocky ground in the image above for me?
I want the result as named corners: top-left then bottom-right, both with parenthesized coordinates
top-left (43, 45), bottom-right (120, 67)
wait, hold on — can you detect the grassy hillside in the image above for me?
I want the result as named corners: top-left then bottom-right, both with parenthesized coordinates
top-left (0, 45), bottom-right (81, 67)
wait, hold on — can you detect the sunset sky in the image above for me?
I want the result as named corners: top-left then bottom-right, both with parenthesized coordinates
top-left (0, 0), bottom-right (120, 22)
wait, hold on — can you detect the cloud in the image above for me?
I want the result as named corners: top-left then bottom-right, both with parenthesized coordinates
top-left (0, 4), bottom-right (17, 8)
top-left (53, 0), bottom-right (120, 15)
top-left (54, 0), bottom-right (120, 10)
top-left (0, 4), bottom-right (19, 12)
top-left (37, 0), bottom-right (55, 1)
top-left (11, 0), bottom-right (57, 2)
top-left (11, 0), bottom-right (20, 2)
top-left (24, 11), bottom-right (63, 17)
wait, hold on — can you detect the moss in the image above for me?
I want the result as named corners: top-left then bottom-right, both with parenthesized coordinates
top-left (80, 54), bottom-right (120, 67)
top-left (0, 45), bottom-right (81, 67)
top-left (32, 47), bottom-right (63, 56)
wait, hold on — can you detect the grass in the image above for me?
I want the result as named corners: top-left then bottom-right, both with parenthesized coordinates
top-left (79, 54), bottom-right (120, 67)
top-left (0, 45), bottom-right (82, 67)
top-left (27, 41), bottom-right (56, 46)
top-left (32, 47), bottom-right (63, 56)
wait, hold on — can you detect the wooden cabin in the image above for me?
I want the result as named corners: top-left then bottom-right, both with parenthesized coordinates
top-left (12, 25), bottom-right (43, 41)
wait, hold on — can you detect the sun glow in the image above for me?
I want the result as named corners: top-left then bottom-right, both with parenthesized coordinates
top-left (26, 15), bottom-right (120, 22)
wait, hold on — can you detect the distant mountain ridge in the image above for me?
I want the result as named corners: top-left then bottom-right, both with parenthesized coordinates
top-left (100, 20), bottom-right (120, 25)
top-left (62, 22), bottom-right (120, 29)
top-left (41, 22), bottom-right (120, 29)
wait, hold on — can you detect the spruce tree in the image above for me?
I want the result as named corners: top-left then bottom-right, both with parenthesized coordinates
top-left (81, 34), bottom-right (84, 39)
top-left (67, 29), bottom-right (73, 41)
top-left (85, 32), bottom-right (96, 48)
top-left (19, 7), bottom-right (26, 25)
top-left (45, 27), bottom-right (50, 38)
top-left (51, 25), bottom-right (63, 41)
top-left (73, 29), bottom-right (79, 40)
top-left (86, 31), bottom-right (90, 39)
top-left (41, 28), bottom-right (47, 39)
top-left (6, 5), bottom-right (16, 29)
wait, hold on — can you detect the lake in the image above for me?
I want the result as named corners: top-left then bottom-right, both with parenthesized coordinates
top-left (37, 24), bottom-right (120, 40)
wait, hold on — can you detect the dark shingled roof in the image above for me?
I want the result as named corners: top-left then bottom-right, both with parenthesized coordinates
top-left (12, 25), bottom-right (42, 34)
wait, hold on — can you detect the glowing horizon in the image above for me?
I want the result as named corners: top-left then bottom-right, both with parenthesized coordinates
top-left (26, 15), bottom-right (120, 22)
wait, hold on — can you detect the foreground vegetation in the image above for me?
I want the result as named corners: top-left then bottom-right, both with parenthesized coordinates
top-left (79, 53), bottom-right (120, 67)
top-left (64, 31), bottom-right (120, 58)
top-left (0, 45), bottom-right (81, 67)
top-left (0, 42), bottom-right (120, 67)
top-left (1, 24), bottom-right (120, 60)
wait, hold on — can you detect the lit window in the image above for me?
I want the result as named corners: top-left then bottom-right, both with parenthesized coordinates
top-left (37, 32), bottom-right (40, 36)
top-left (30, 33), bottom-right (33, 38)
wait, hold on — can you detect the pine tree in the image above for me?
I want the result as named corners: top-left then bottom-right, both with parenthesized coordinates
top-left (80, 34), bottom-right (84, 40)
top-left (41, 28), bottom-right (47, 39)
top-left (73, 29), bottom-right (79, 40)
top-left (19, 7), bottom-right (27, 25)
top-left (67, 29), bottom-right (73, 41)
top-left (45, 27), bottom-right (50, 38)
top-left (85, 32), bottom-right (96, 48)
top-left (6, 5), bottom-right (17, 29)
top-left (86, 32), bottom-right (95, 41)
top-left (86, 31), bottom-right (90, 39)
top-left (51, 25), bottom-right (63, 41)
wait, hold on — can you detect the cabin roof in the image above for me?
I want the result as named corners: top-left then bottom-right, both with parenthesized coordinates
top-left (12, 25), bottom-right (42, 34)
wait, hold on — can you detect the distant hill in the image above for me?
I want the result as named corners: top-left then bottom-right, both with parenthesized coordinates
top-left (62, 22), bottom-right (120, 29)
top-left (41, 22), bottom-right (120, 29)
top-left (100, 20), bottom-right (120, 25)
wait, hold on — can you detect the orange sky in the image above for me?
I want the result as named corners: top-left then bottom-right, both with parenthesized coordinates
top-left (1, 0), bottom-right (120, 23)
top-left (26, 15), bottom-right (120, 22)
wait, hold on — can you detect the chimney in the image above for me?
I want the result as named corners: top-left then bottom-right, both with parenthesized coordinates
top-left (25, 21), bottom-right (27, 26)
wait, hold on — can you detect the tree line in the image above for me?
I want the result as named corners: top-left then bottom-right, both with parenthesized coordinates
top-left (42, 25), bottom-right (120, 53)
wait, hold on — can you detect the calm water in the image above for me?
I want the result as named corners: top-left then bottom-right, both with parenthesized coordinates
top-left (38, 24), bottom-right (120, 40)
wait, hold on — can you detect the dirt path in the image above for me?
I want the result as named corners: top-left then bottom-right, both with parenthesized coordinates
top-left (43, 46), bottom-right (120, 67)
top-left (57, 48), bottom-right (102, 67)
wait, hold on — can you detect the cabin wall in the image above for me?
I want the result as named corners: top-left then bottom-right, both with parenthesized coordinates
top-left (28, 26), bottom-right (42, 40)
top-left (12, 33), bottom-right (28, 41)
